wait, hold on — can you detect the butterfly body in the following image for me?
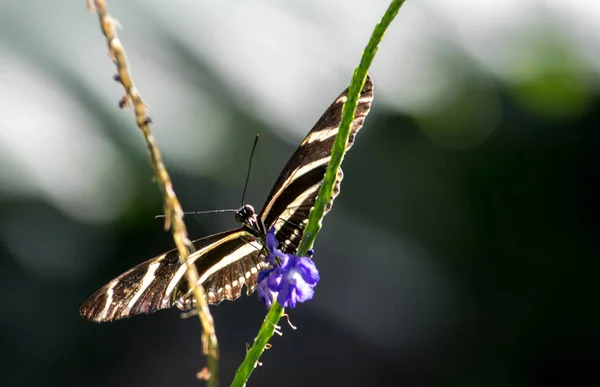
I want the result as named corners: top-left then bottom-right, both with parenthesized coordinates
top-left (80, 76), bottom-right (374, 322)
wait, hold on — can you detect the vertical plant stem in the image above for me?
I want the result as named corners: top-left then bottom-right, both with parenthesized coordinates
top-left (296, 0), bottom-right (404, 258)
top-left (88, 1), bottom-right (219, 385)
top-left (231, 1), bottom-right (405, 386)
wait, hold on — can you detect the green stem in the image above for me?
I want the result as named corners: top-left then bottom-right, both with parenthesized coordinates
top-left (230, 1), bottom-right (405, 385)
top-left (296, 0), bottom-right (403, 258)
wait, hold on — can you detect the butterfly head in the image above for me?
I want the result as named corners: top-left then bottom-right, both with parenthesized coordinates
top-left (236, 204), bottom-right (267, 237)
top-left (235, 204), bottom-right (255, 224)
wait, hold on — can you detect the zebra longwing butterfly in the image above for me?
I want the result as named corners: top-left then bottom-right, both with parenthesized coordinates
top-left (80, 76), bottom-right (374, 322)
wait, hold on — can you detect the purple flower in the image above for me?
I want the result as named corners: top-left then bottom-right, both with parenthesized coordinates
top-left (275, 253), bottom-right (319, 308)
top-left (257, 228), bottom-right (320, 308)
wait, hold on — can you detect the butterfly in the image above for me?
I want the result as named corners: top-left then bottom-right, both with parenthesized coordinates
top-left (80, 76), bottom-right (374, 322)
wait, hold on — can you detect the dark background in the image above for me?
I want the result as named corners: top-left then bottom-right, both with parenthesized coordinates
top-left (1, 1), bottom-right (599, 386)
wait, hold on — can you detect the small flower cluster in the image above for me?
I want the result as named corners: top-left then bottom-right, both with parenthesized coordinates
top-left (257, 228), bottom-right (320, 308)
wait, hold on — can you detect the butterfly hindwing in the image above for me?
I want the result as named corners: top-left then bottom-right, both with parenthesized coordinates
top-left (175, 232), bottom-right (268, 308)
top-left (80, 229), bottom-right (266, 322)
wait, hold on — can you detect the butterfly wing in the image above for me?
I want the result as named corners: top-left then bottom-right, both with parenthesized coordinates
top-left (80, 76), bottom-right (374, 322)
top-left (259, 76), bottom-right (374, 254)
top-left (80, 229), bottom-right (267, 322)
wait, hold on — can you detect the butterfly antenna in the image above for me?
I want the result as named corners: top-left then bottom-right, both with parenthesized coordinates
top-left (240, 134), bottom-right (260, 206)
top-left (155, 209), bottom-right (238, 219)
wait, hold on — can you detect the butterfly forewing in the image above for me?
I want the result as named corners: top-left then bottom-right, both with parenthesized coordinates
top-left (260, 76), bottom-right (374, 253)
top-left (80, 76), bottom-right (374, 322)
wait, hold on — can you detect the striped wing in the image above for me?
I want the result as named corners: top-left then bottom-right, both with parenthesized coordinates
top-left (260, 75), bottom-right (374, 254)
top-left (80, 229), bottom-right (268, 322)
top-left (80, 76), bottom-right (374, 322)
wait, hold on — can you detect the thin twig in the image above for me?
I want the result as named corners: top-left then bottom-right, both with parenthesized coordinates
top-left (88, 1), bottom-right (219, 385)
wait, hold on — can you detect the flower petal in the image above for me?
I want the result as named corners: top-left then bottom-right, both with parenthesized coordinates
top-left (279, 254), bottom-right (299, 271)
top-left (266, 228), bottom-right (278, 253)
top-left (265, 227), bottom-right (287, 263)
top-left (266, 269), bottom-right (283, 291)
top-left (277, 284), bottom-right (297, 308)
top-left (294, 279), bottom-right (315, 303)
top-left (257, 267), bottom-right (274, 283)
top-left (257, 277), bottom-right (275, 308)
top-left (298, 257), bottom-right (319, 285)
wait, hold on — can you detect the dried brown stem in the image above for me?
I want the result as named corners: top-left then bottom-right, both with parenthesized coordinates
top-left (88, 1), bottom-right (219, 385)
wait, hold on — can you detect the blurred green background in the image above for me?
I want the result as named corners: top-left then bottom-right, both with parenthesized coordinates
top-left (1, 0), bottom-right (599, 386)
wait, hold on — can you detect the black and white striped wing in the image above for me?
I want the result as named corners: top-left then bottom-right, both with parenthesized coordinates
top-left (80, 76), bottom-right (374, 322)
top-left (80, 229), bottom-right (268, 322)
top-left (259, 76), bottom-right (374, 254)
